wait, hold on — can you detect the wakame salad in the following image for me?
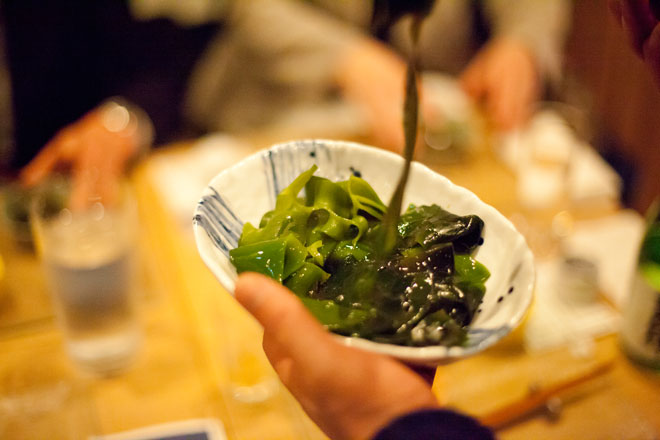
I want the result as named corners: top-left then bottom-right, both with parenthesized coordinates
top-left (229, 165), bottom-right (489, 347)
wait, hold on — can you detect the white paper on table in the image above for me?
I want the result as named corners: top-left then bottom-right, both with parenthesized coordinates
top-left (562, 210), bottom-right (646, 308)
top-left (89, 418), bottom-right (226, 440)
top-left (498, 109), bottom-right (622, 209)
top-left (147, 133), bottom-right (252, 234)
top-left (524, 259), bottom-right (621, 354)
top-left (523, 210), bottom-right (646, 354)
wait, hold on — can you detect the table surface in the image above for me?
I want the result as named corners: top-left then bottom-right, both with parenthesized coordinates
top-left (1, 134), bottom-right (660, 440)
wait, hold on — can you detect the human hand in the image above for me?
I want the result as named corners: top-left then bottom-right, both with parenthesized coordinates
top-left (335, 39), bottom-right (408, 152)
top-left (335, 39), bottom-right (435, 154)
top-left (234, 273), bottom-right (439, 440)
top-left (20, 100), bottom-right (146, 210)
top-left (608, 0), bottom-right (660, 86)
top-left (460, 37), bottom-right (540, 132)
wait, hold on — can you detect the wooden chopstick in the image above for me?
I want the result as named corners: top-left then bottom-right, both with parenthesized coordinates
top-left (478, 360), bottom-right (615, 430)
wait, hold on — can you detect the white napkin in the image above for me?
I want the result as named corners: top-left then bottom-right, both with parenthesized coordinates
top-left (499, 109), bottom-right (622, 209)
top-left (524, 259), bottom-right (621, 354)
top-left (523, 210), bottom-right (646, 353)
top-left (561, 210), bottom-right (646, 308)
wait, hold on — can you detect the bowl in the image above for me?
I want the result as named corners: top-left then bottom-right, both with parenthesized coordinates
top-left (193, 139), bottom-right (535, 365)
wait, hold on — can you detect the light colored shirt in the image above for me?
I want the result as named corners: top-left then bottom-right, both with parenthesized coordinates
top-left (183, 0), bottom-right (571, 133)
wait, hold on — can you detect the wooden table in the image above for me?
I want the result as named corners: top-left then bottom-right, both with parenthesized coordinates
top-left (1, 136), bottom-right (659, 439)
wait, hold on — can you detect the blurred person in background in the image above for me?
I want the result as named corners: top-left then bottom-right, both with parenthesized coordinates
top-left (185, 0), bottom-right (572, 151)
top-left (0, 0), bottom-right (570, 206)
top-left (609, 0), bottom-right (660, 87)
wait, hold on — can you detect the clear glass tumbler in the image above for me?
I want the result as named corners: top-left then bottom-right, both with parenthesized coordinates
top-left (30, 181), bottom-right (142, 375)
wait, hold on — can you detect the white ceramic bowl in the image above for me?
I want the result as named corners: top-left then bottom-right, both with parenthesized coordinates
top-left (193, 139), bottom-right (534, 365)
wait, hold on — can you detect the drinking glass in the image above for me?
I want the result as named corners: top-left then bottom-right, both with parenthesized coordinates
top-left (30, 180), bottom-right (142, 375)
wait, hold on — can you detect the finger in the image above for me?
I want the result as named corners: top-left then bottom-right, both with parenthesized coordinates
top-left (459, 57), bottom-right (486, 100)
top-left (652, 0), bottom-right (660, 20)
top-left (69, 173), bottom-right (95, 211)
top-left (489, 49), bottom-right (539, 131)
top-left (71, 121), bottom-right (126, 209)
top-left (369, 94), bottom-right (404, 152)
top-left (262, 332), bottom-right (294, 382)
top-left (608, 0), bottom-right (624, 26)
top-left (83, 113), bottom-right (138, 207)
top-left (620, 0), bottom-right (658, 55)
top-left (492, 76), bottom-right (535, 131)
top-left (491, 88), bottom-right (521, 131)
top-left (20, 112), bottom-right (95, 189)
top-left (19, 141), bottom-right (63, 187)
top-left (500, 87), bottom-right (534, 131)
top-left (234, 273), bottom-right (335, 361)
top-left (97, 164), bottom-right (122, 207)
top-left (69, 139), bottom-right (99, 211)
top-left (643, 22), bottom-right (660, 85)
top-left (483, 61), bottom-right (517, 131)
top-left (96, 134), bottom-right (130, 208)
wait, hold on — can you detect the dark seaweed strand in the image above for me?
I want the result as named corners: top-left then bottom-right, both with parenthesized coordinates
top-left (380, 16), bottom-right (423, 256)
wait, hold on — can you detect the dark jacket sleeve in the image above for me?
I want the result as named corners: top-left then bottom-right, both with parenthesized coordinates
top-left (373, 408), bottom-right (494, 440)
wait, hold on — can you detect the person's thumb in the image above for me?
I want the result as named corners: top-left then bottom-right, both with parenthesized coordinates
top-left (234, 272), bottom-right (333, 359)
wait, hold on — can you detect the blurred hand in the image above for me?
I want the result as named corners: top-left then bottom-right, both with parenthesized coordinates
top-left (20, 101), bottom-right (142, 210)
top-left (609, 0), bottom-right (660, 86)
top-left (234, 273), bottom-right (439, 440)
top-left (460, 37), bottom-right (540, 132)
top-left (335, 38), bottom-right (434, 153)
top-left (336, 39), bottom-right (407, 151)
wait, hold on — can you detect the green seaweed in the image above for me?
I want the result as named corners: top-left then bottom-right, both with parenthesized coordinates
top-left (230, 167), bottom-right (489, 347)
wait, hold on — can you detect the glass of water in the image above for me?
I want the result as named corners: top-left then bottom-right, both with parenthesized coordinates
top-left (30, 179), bottom-right (142, 375)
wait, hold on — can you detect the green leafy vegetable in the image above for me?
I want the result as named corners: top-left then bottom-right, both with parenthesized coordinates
top-left (398, 204), bottom-right (484, 253)
top-left (230, 166), bottom-right (489, 347)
